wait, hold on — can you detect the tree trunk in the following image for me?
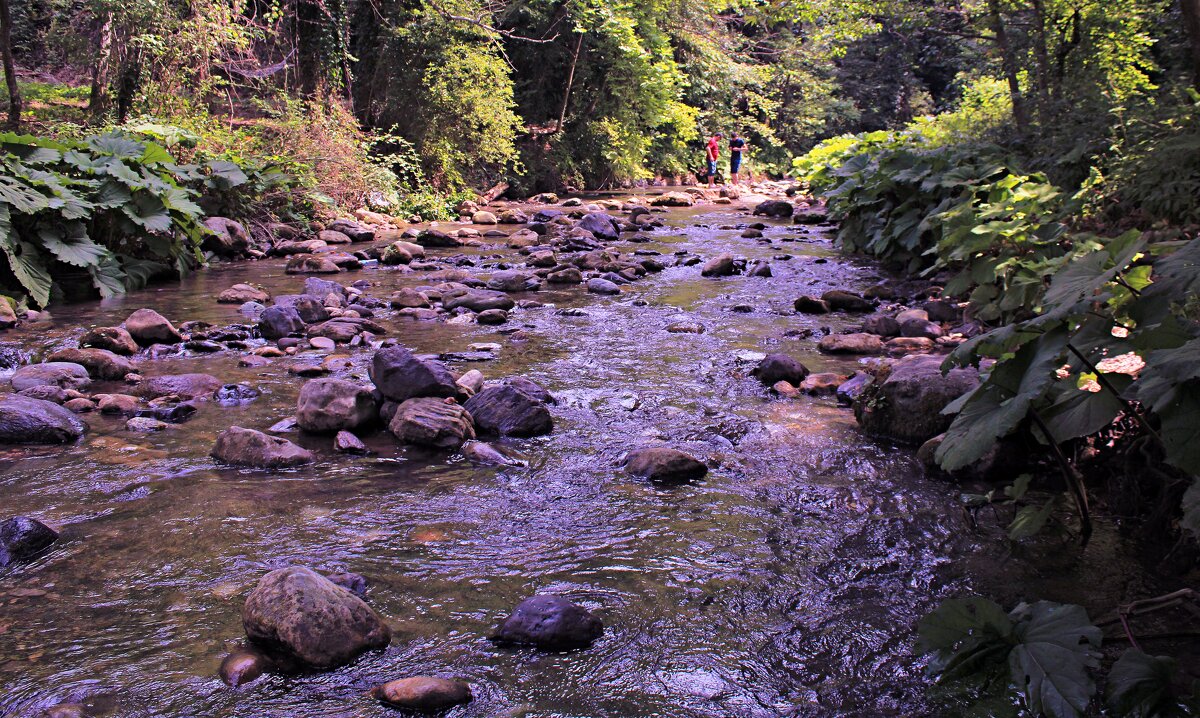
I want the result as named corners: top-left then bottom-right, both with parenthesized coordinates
top-left (554, 31), bottom-right (583, 133)
top-left (0, 0), bottom-right (19, 129)
top-left (89, 12), bottom-right (114, 121)
top-left (987, 0), bottom-right (1029, 131)
top-left (1028, 0), bottom-right (1053, 120)
top-left (295, 0), bottom-right (325, 100)
top-left (1182, 0), bottom-right (1200, 91)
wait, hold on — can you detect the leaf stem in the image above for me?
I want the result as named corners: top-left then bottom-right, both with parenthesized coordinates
top-left (1029, 408), bottom-right (1092, 545)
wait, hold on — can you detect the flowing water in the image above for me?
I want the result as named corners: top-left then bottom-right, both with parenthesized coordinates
top-left (0, 196), bottom-right (1169, 717)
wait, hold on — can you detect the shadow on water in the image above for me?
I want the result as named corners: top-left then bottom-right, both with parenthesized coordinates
top-left (0, 198), bottom-right (1170, 717)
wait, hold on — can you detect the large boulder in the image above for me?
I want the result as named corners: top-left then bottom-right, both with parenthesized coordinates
top-left (124, 308), bottom-right (182, 346)
top-left (752, 200), bottom-right (794, 218)
top-left (369, 346), bottom-right (461, 403)
top-left (487, 270), bottom-right (541, 293)
top-left (853, 354), bottom-right (980, 444)
top-left (577, 213), bottom-right (619, 241)
top-left (11, 362), bottom-right (90, 392)
top-left (242, 566), bottom-right (390, 669)
top-left (296, 379), bottom-right (377, 433)
top-left (47, 348), bottom-right (136, 380)
top-left (0, 516), bottom-right (59, 567)
top-left (751, 354), bottom-right (809, 386)
top-left (822, 290), bottom-right (874, 313)
top-left (372, 676), bottom-right (472, 713)
top-left (258, 306), bottom-right (306, 340)
top-left (624, 447), bottom-right (707, 483)
top-left (493, 595), bottom-right (603, 650)
top-left (202, 217), bottom-right (252, 257)
top-left (79, 326), bottom-right (138, 355)
top-left (327, 218), bottom-right (376, 243)
top-left (388, 398), bottom-right (475, 449)
top-left (650, 192), bottom-right (694, 207)
top-left (0, 394), bottom-right (86, 444)
top-left (464, 385), bottom-right (553, 437)
top-left (212, 426), bottom-right (315, 468)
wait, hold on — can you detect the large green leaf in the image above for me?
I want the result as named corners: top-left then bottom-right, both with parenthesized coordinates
top-left (122, 193), bottom-right (173, 234)
top-left (0, 224), bottom-right (53, 308)
top-left (1040, 380), bottom-right (1129, 443)
top-left (86, 134), bottom-right (146, 160)
top-left (87, 252), bottom-right (127, 298)
top-left (1007, 601), bottom-right (1101, 718)
top-left (1008, 496), bottom-right (1057, 540)
top-left (37, 222), bottom-right (106, 268)
top-left (1106, 650), bottom-right (1179, 718)
top-left (1152, 380), bottom-right (1200, 475)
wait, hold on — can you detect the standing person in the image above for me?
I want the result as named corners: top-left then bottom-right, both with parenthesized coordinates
top-left (729, 132), bottom-right (747, 185)
top-left (705, 133), bottom-right (723, 188)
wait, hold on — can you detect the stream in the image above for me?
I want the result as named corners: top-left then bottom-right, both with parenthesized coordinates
top-left (0, 193), bottom-right (1171, 717)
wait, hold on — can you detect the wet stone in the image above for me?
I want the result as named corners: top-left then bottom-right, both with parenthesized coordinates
top-left (493, 595), bottom-right (603, 651)
top-left (219, 646), bottom-right (273, 687)
top-left (372, 676), bottom-right (473, 713)
top-left (0, 394), bottom-right (87, 444)
top-left (624, 447), bottom-right (708, 483)
top-left (211, 426), bottom-right (314, 468)
top-left (0, 515), bottom-right (59, 567)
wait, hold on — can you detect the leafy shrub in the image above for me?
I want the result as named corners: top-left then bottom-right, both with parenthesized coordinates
top-left (0, 130), bottom-right (261, 307)
top-left (797, 127), bottom-right (1080, 322)
top-left (919, 597), bottom-right (1199, 718)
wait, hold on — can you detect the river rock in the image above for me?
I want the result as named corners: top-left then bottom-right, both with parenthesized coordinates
top-left (214, 383), bottom-right (261, 406)
top-left (297, 379), bottom-right (377, 433)
top-left (464, 385), bottom-right (553, 437)
top-left (125, 416), bottom-right (168, 432)
top-left (624, 447), bottom-right (708, 483)
top-left (47, 348), bottom-right (136, 380)
top-left (203, 217), bottom-right (252, 256)
top-left (96, 393), bottom-right (140, 415)
top-left (334, 430), bottom-right (368, 454)
top-left (258, 306), bottom-right (306, 340)
top-left (372, 677), bottom-right (472, 713)
top-left (472, 210), bottom-right (498, 225)
top-left (11, 362), bottom-right (90, 392)
top-left (853, 354), bottom-right (980, 444)
top-left (219, 646), bottom-right (273, 687)
top-left (862, 314), bottom-right (901, 337)
top-left (125, 308), bottom-right (182, 346)
top-left (138, 373), bottom-right (223, 399)
top-left (276, 295), bottom-right (330, 324)
top-left (442, 288), bottom-right (515, 312)
top-left (578, 213), bottom-right (619, 241)
top-left (461, 440), bottom-right (523, 466)
top-left (494, 595), bottom-right (603, 650)
top-left (751, 354), bottom-right (810, 386)
top-left (923, 299), bottom-right (962, 323)
top-left (242, 566), bottom-right (390, 669)
top-left (328, 218), bottom-right (376, 243)
top-left (286, 255), bottom-right (341, 274)
top-left (752, 200), bottom-right (794, 218)
top-left (836, 371), bottom-right (873, 406)
top-left (887, 337), bottom-right (936, 354)
top-left (793, 295), bottom-right (830, 314)
top-left (651, 192), bottom-right (694, 207)
top-left (818, 333), bottom-right (884, 355)
top-left (381, 242), bottom-right (413, 265)
top-left (389, 288), bottom-right (431, 309)
top-left (900, 318), bottom-right (943, 339)
top-left (488, 270), bottom-right (540, 293)
top-left (0, 301), bottom-right (16, 329)
top-left (0, 516), bottom-right (58, 566)
top-left (547, 267), bottom-right (583, 284)
top-left (388, 398), bottom-right (475, 449)
top-left (370, 346), bottom-right (461, 403)
top-left (821, 290), bottom-right (873, 313)
top-left (477, 309), bottom-right (508, 325)
top-left (416, 229), bottom-right (459, 248)
top-left (211, 426), bottom-right (315, 468)
top-left (586, 278), bottom-right (621, 295)
top-left (799, 373), bottom-right (844, 395)
top-left (79, 326), bottom-right (138, 355)
top-left (218, 284), bottom-right (271, 305)
top-left (507, 377), bottom-right (555, 404)
top-left (700, 254), bottom-right (736, 277)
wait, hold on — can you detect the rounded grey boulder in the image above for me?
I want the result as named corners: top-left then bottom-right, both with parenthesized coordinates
top-left (242, 566), bottom-right (391, 669)
top-left (0, 394), bottom-right (86, 444)
top-left (296, 378), bottom-right (377, 433)
top-left (494, 595), bottom-right (603, 650)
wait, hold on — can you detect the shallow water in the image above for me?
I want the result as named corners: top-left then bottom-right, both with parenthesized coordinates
top-left (0, 198), bottom-right (1169, 717)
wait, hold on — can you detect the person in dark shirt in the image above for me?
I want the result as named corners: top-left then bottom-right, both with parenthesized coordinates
top-left (729, 132), bottom-right (747, 185)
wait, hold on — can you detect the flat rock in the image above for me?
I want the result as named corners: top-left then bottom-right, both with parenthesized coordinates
top-left (818, 333), bottom-right (884, 355)
top-left (47, 348), bottom-right (136, 380)
top-left (624, 447), bottom-right (707, 483)
top-left (212, 426), bottom-right (315, 468)
top-left (388, 398), bottom-right (475, 449)
top-left (372, 676), bottom-right (472, 713)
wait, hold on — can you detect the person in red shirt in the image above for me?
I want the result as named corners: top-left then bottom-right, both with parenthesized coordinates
top-left (706, 133), bottom-right (723, 188)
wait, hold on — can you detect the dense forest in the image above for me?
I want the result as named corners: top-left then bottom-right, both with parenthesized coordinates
top-left (1, 0), bottom-right (1200, 716)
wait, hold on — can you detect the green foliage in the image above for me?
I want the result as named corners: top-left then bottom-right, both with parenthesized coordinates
top-left (0, 130), bottom-right (266, 307)
top-left (919, 597), bottom-right (1102, 718)
top-left (797, 125), bottom-right (1085, 322)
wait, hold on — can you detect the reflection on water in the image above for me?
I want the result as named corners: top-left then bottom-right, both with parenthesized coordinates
top-left (0, 201), bottom-right (1164, 717)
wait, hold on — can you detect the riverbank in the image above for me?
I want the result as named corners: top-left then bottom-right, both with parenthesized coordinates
top-left (0, 187), bottom-right (1181, 717)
